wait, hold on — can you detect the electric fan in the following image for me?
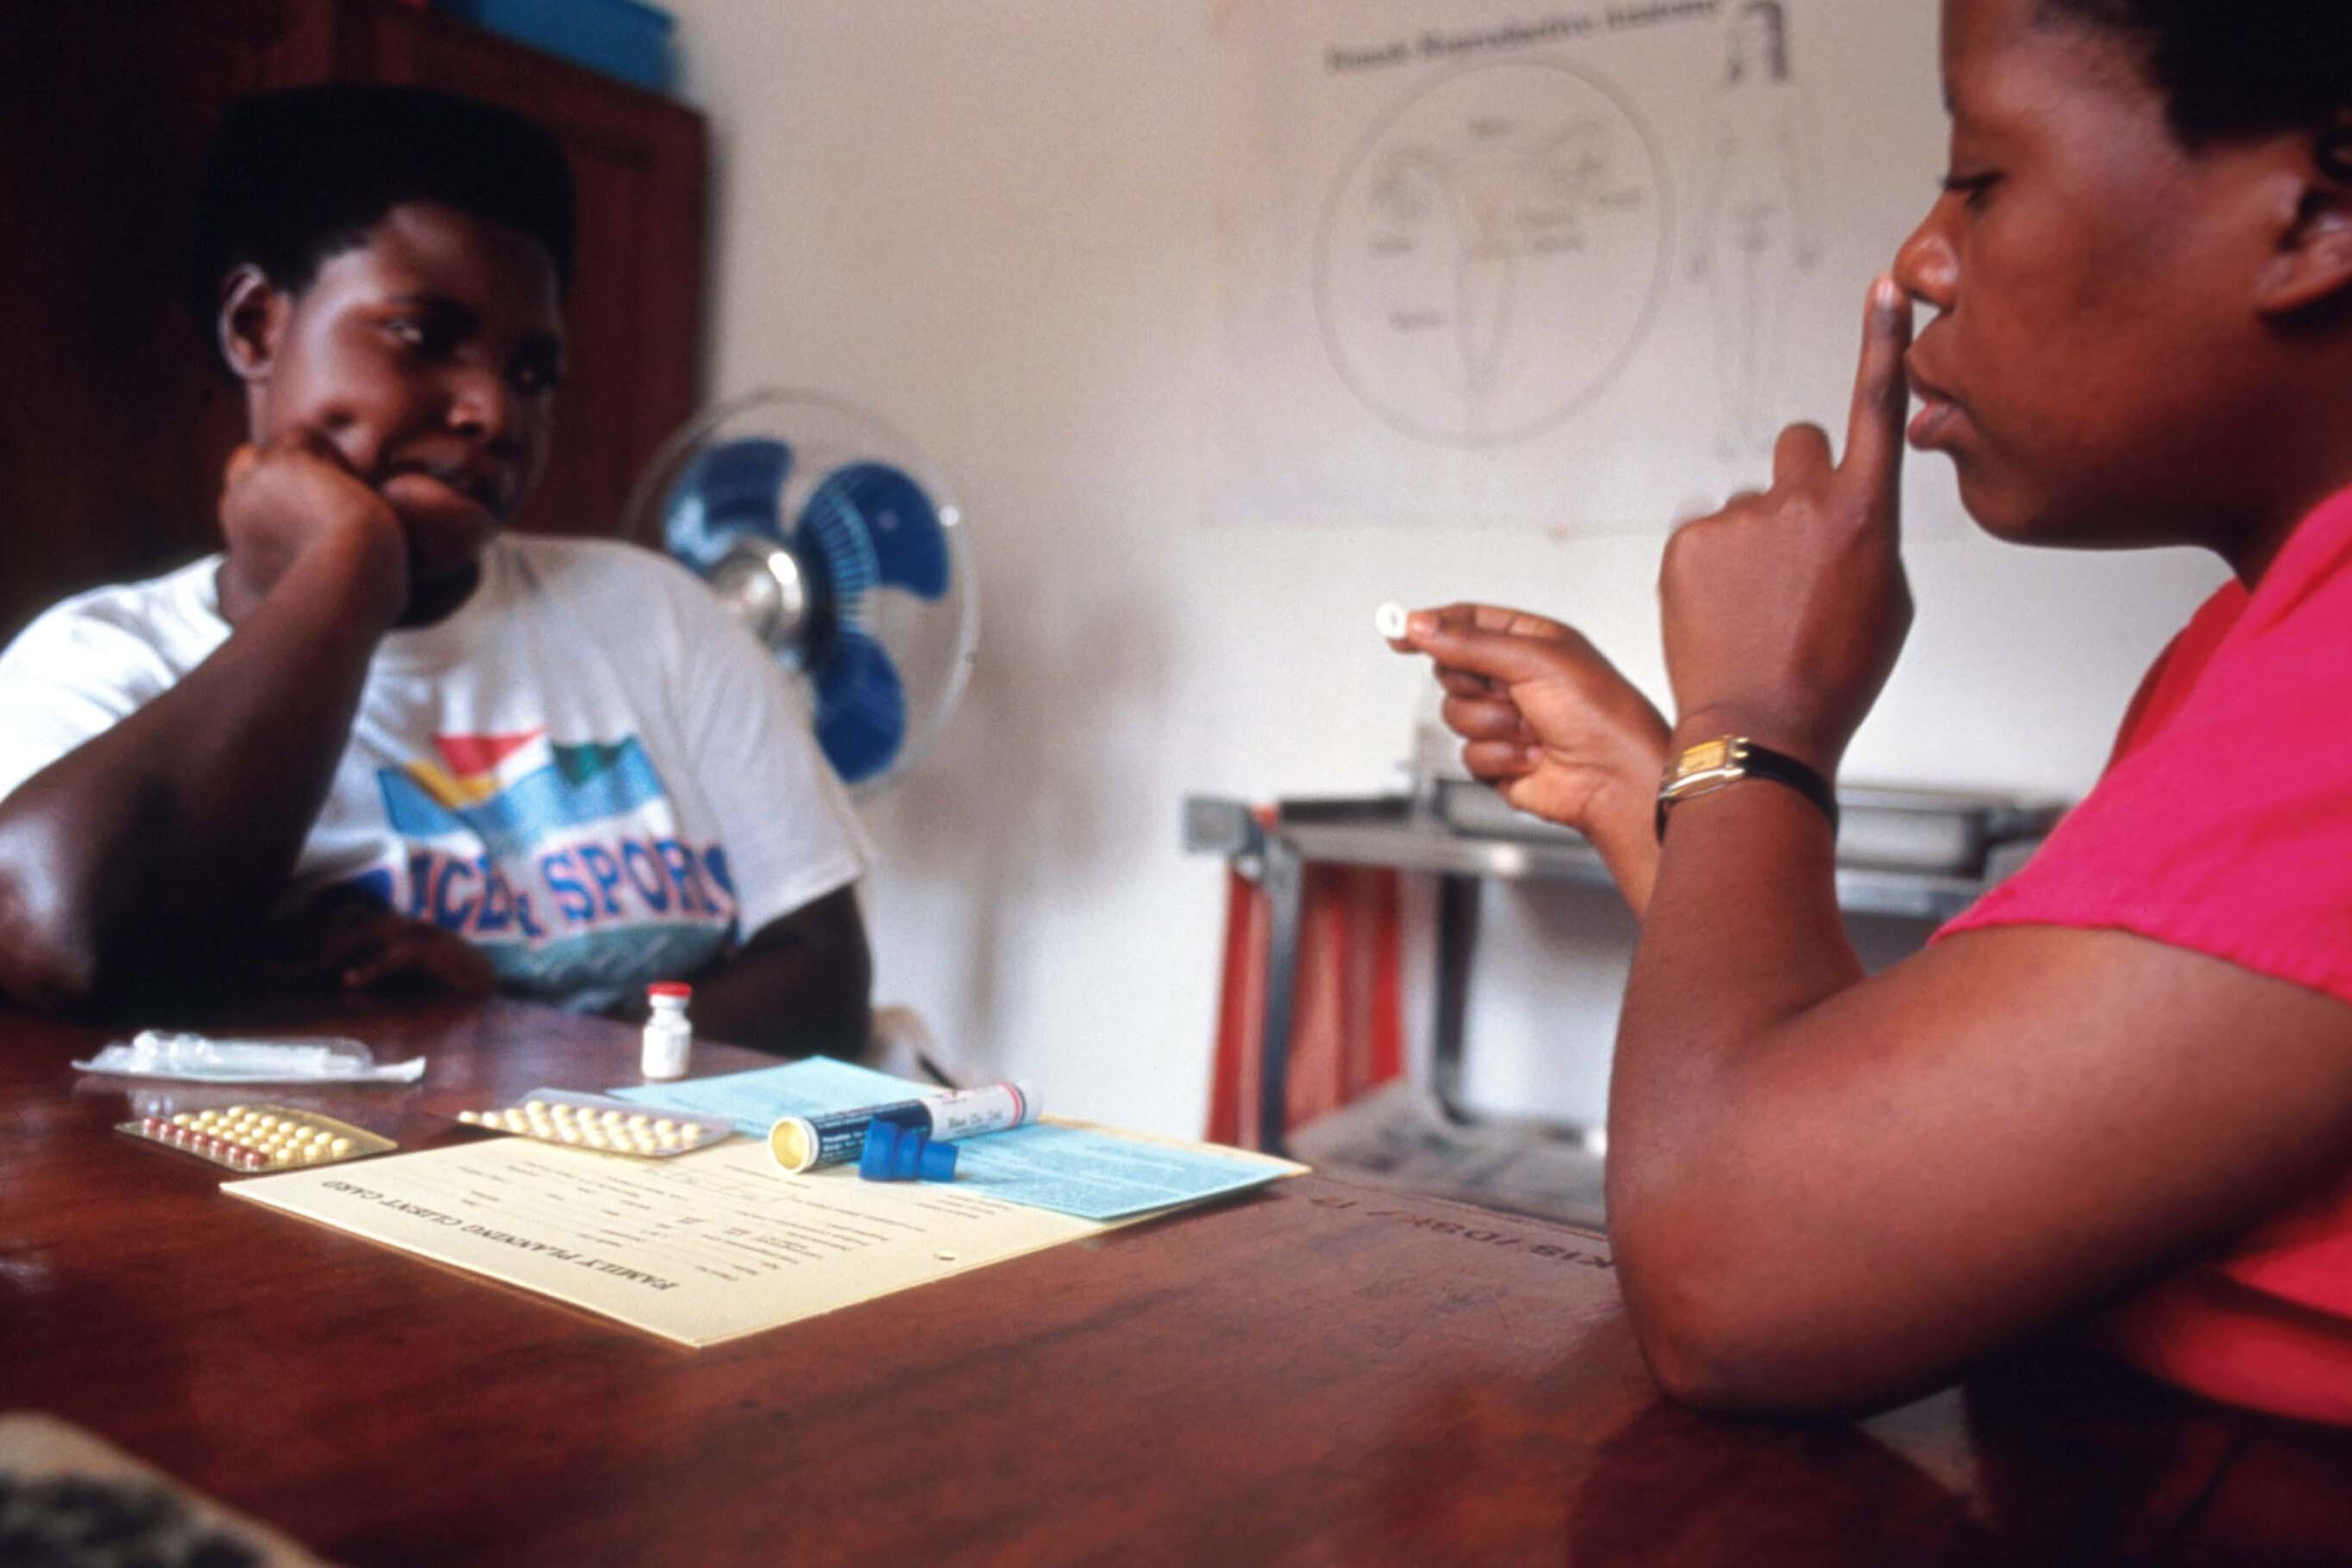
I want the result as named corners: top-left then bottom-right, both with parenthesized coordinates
top-left (623, 390), bottom-right (978, 792)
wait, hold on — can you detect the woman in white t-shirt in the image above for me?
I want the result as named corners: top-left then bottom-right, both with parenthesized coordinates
top-left (0, 86), bottom-right (872, 1059)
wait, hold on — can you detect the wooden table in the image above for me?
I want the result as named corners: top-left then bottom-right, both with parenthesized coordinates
top-left (5, 1000), bottom-right (2349, 1565)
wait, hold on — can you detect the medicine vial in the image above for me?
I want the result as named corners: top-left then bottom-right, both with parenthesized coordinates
top-left (641, 982), bottom-right (694, 1081)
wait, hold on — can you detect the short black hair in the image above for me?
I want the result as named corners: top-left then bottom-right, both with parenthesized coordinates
top-left (2036, 1), bottom-right (2352, 157)
top-left (190, 85), bottom-right (576, 341)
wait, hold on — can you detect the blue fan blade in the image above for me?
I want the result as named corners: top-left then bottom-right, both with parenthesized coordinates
top-left (799, 462), bottom-right (950, 601)
top-left (665, 438), bottom-right (793, 573)
top-left (812, 627), bottom-right (907, 784)
top-left (793, 481), bottom-right (882, 611)
top-left (694, 438), bottom-right (794, 529)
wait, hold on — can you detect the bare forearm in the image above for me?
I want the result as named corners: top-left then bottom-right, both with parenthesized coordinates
top-left (0, 537), bottom-right (394, 1006)
top-left (1606, 775), bottom-right (1876, 1405)
top-left (682, 891), bottom-right (873, 1059)
top-left (1621, 787), bottom-right (1859, 1058)
top-left (1584, 769), bottom-right (1668, 918)
top-left (1612, 781), bottom-right (1858, 1231)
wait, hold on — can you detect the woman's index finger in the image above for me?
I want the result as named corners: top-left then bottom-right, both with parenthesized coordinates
top-left (1842, 275), bottom-right (1914, 513)
top-left (1409, 619), bottom-right (1565, 687)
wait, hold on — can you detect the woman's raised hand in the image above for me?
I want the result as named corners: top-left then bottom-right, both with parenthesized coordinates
top-left (1658, 276), bottom-right (1915, 774)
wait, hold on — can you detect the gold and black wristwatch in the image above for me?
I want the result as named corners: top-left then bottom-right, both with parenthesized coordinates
top-left (1655, 737), bottom-right (1838, 841)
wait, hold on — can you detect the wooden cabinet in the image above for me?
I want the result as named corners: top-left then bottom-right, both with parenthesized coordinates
top-left (0, 0), bottom-right (705, 645)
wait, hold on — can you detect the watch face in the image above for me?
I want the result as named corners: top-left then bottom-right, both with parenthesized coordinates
top-left (1678, 738), bottom-right (1734, 775)
top-left (1663, 736), bottom-right (1752, 805)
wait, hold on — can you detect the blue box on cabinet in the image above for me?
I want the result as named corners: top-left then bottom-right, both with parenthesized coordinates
top-left (442, 0), bottom-right (675, 93)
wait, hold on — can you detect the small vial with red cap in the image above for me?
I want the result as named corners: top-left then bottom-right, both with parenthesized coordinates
top-left (641, 982), bottom-right (694, 1081)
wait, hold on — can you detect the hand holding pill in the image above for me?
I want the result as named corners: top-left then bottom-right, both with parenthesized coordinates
top-left (1390, 602), bottom-right (1672, 915)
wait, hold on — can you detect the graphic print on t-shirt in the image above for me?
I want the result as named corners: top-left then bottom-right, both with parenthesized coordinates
top-left (343, 728), bottom-right (736, 1001)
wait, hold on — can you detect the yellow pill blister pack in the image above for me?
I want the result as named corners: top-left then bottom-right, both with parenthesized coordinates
top-left (118, 1105), bottom-right (397, 1173)
top-left (451, 1088), bottom-right (732, 1158)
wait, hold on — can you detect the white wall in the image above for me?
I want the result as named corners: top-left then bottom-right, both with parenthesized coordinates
top-left (664, 1), bottom-right (2225, 1135)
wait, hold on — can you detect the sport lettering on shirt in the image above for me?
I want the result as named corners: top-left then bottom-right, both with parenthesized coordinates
top-left (342, 728), bottom-right (739, 997)
top-left (391, 836), bottom-right (736, 938)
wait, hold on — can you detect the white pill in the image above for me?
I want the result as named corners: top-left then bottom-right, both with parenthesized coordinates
top-left (1374, 602), bottom-right (1410, 639)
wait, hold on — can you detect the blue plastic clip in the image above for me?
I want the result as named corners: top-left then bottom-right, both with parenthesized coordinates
top-left (859, 1120), bottom-right (900, 1180)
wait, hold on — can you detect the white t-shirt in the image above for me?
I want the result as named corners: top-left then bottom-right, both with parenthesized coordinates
top-left (0, 534), bottom-right (869, 1010)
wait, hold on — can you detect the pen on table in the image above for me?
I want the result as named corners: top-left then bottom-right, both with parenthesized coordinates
top-left (768, 1080), bottom-right (1039, 1174)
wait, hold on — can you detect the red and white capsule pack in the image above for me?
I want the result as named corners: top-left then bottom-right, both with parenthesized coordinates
top-left (117, 1105), bottom-right (396, 1174)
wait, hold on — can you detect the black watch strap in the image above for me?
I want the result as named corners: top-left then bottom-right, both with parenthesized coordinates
top-left (1655, 738), bottom-right (1838, 842)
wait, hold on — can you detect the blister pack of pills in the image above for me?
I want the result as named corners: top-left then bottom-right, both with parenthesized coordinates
top-left (118, 1105), bottom-right (396, 1173)
top-left (451, 1089), bottom-right (732, 1157)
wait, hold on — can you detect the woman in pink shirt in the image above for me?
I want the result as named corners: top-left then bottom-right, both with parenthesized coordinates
top-left (1398, 0), bottom-right (2352, 1423)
